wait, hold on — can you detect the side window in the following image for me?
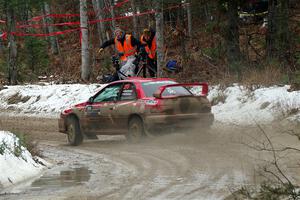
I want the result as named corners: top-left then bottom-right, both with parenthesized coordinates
top-left (93, 84), bottom-right (122, 103)
top-left (120, 83), bottom-right (137, 101)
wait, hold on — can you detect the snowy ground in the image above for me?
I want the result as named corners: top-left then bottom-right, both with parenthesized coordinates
top-left (208, 84), bottom-right (300, 125)
top-left (0, 83), bottom-right (299, 197)
top-left (0, 83), bottom-right (102, 118)
top-left (0, 131), bottom-right (47, 190)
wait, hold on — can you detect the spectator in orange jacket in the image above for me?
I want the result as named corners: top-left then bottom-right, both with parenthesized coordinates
top-left (98, 27), bottom-right (142, 79)
top-left (140, 28), bottom-right (157, 77)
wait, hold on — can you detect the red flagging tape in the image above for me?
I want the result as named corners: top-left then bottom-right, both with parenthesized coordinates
top-left (1, 0), bottom-right (130, 24)
top-left (18, 21), bottom-right (81, 29)
top-left (1, 1), bottom-right (186, 27)
top-left (28, 14), bottom-right (80, 23)
top-left (17, 9), bottom-right (156, 29)
top-left (25, 0), bottom-right (129, 23)
top-left (0, 32), bottom-right (7, 40)
top-left (12, 28), bottom-right (81, 37)
top-left (0, 3), bottom-right (186, 39)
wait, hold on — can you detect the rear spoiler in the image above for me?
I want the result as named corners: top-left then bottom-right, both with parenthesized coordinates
top-left (153, 82), bottom-right (209, 99)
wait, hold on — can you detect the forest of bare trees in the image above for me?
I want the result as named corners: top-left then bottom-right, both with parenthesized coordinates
top-left (0, 0), bottom-right (299, 86)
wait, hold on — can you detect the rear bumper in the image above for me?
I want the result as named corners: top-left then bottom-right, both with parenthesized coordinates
top-left (144, 113), bottom-right (214, 129)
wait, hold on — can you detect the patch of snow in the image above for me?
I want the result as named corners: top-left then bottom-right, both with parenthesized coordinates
top-left (0, 131), bottom-right (47, 189)
top-left (208, 85), bottom-right (300, 125)
top-left (0, 84), bottom-right (105, 118)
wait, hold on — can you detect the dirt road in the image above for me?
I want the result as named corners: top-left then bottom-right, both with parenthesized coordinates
top-left (0, 116), bottom-right (299, 200)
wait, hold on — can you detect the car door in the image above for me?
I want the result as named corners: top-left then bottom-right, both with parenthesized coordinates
top-left (83, 83), bottom-right (122, 134)
top-left (110, 83), bottom-right (138, 132)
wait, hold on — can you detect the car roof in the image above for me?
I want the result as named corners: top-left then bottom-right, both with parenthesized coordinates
top-left (111, 77), bottom-right (176, 84)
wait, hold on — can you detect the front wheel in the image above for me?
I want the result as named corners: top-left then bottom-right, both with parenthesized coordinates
top-left (126, 117), bottom-right (145, 143)
top-left (67, 117), bottom-right (83, 146)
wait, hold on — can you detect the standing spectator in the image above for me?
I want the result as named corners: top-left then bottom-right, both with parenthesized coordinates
top-left (140, 28), bottom-right (157, 77)
top-left (98, 27), bottom-right (142, 80)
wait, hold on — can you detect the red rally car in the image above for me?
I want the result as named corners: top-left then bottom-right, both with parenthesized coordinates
top-left (59, 78), bottom-right (214, 145)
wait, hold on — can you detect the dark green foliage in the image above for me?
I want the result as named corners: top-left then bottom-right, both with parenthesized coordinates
top-left (14, 132), bottom-right (41, 158)
top-left (0, 133), bottom-right (24, 158)
top-left (295, 34), bottom-right (300, 66)
top-left (0, 56), bottom-right (7, 79)
top-left (237, 182), bottom-right (300, 200)
top-left (13, 138), bottom-right (23, 157)
top-left (0, 141), bottom-right (7, 155)
top-left (0, 0), bottom-right (47, 9)
top-left (290, 70), bottom-right (300, 85)
top-left (256, 182), bottom-right (297, 200)
top-left (23, 36), bottom-right (49, 75)
top-left (13, 133), bottom-right (26, 158)
top-left (0, 132), bottom-right (40, 159)
top-left (0, 0), bottom-right (51, 83)
top-left (14, 35), bottom-right (49, 82)
top-left (203, 46), bottom-right (223, 59)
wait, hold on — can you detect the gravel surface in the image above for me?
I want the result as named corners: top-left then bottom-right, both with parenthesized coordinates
top-left (0, 116), bottom-right (299, 200)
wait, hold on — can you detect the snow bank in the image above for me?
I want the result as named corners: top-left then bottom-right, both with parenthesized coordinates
top-left (208, 85), bottom-right (300, 125)
top-left (0, 84), bottom-right (104, 118)
top-left (0, 83), bottom-right (299, 125)
top-left (0, 131), bottom-right (46, 189)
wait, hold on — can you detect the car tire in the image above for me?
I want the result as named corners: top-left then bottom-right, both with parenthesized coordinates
top-left (67, 117), bottom-right (83, 146)
top-left (126, 117), bottom-right (145, 143)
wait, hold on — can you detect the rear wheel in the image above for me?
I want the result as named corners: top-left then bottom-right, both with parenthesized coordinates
top-left (67, 117), bottom-right (83, 146)
top-left (126, 117), bottom-right (145, 143)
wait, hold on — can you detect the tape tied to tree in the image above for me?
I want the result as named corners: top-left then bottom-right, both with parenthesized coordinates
top-left (0, 2), bottom-right (186, 40)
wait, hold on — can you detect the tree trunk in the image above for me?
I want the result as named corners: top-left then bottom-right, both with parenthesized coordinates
top-left (92, 0), bottom-right (105, 44)
top-left (44, 2), bottom-right (59, 55)
top-left (266, 0), bottom-right (277, 59)
top-left (179, 5), bottom-right (187, 61)
top-left (80, 0), bottom-right (90, 81)
top-left (278, 0), bottom-right (290, 62)
top-left (130, 0), bottom-right (138, 37)
top-left (203, 0), bottom-right (211, 21)
top-left (155, 0), bottom-right (164, 78)
top-left (226, 0), bottom-right (241, 73)
top-left (109, 0), bottom-right (116, 31)
top-left (0, 36), bottom-right (3, 54)
top-left (7, 3), bottom-right (18, 85)
top-left (186, 1), bottom-right (192, 38)
top-left (41, 7), bottom-right (48, 38)
top-left (266, 0), bottom-right (290, 63)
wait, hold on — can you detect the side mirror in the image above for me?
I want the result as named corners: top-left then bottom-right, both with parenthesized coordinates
top-left (88, 97), bottom-right (94, 103)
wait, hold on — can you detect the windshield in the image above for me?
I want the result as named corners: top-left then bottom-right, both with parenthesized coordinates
top-left (141, 81), bottom-right (192, 97)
